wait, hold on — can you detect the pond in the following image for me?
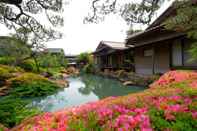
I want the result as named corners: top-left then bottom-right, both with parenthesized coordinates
top-left (30, 74), bottom-right (145, 112)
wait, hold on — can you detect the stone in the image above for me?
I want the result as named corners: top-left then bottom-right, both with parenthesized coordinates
top-left (53, 80), bottom-right (69, 88)
top-left (123, 81), bottom-right (134, 86)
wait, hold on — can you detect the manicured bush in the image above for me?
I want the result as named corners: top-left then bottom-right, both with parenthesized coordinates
top-left (0, 97), bottom-right (40, 128)
top-left (0, 57), bottom-right (16, 65)
top-left (18, 59), bottom-right (37, 72)
top-left (0, 64), bottom-right (23, 73)
top-left (0, 67), bottom-right (12, 86)
top-left (8, 73), bottom-right (60, 97)
top-left (0, 65), bottom-right (23, 86)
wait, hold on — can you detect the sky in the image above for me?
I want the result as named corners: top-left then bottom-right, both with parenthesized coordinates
top-left (0, 0), bottom-right (173, 55)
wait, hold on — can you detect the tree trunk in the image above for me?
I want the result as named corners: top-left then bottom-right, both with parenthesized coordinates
top-left (32, 55), bottom-right (40, 72)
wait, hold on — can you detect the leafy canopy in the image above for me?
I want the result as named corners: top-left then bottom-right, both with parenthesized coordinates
top-left (0, 0), bottom-right (65, 41)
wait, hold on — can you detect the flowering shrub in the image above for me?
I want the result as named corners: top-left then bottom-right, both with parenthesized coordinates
top-left (12, 71), bottom-right (197, 131)
top-left (150, 70), bottom-right (197, 88)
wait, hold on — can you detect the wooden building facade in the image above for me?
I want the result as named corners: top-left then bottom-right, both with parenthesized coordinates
top-left (126, 5), bottom-right (197, 75)
top-left (93, 41), bottom-right (133, 71)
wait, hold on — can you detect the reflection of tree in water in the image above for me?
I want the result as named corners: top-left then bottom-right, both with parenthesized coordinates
top-left (29, 93), bottom-right (68, 111)
top-left (78, 74), bottom-right (144, 99)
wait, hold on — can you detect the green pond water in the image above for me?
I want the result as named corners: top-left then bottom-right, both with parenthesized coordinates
top-left (30, 75), bottom-right (145, 112)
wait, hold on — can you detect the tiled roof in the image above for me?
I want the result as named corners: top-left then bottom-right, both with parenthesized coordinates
top-left (100, 41), bottom-right (128, 50)
top-left (46, 48), bottom-right (64, 53)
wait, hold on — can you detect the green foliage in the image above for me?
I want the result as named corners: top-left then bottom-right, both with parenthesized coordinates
top-left (0, 97), bottom-right (40, 128)
top-left (0, 67), bottom-right (12, 80)
top-left (0, 65), bottom-right (24, 73)
top-left (18, 59), bottom-right (37, 72)
top-left (0, 57), bottom-right (16, 65)
top-left (38, 52), bottom-right (67, 69)
top-left (165, 0), bottom-right (197, 60)
top-left (9, 73), bottom-right (60, 97)
top-left (82, 63), bottom-right (95, 73)
top-left (149, 108), bottom-right (197, 131)
top-left (149, 108), bottom-right (171, 130)
top-left (0, 36), bottom-right (31, 62)
top-left (0, 65), bottom-right (23, 86)
top-left (68, 119), bottom-right (87, 131)
top-left (77, 52), bottom-right (93, 64)
top-left (77, 52), bottom-right (95, 73)
top-left (68, 112), bottom-right (101, 131)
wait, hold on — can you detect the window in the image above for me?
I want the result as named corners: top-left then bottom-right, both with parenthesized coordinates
top-left (184, 41), bottom-right (197, 66)
top-left (144, 49), bottom-right (153, 57)
top-left (172, 39), bottom-right (183, 66)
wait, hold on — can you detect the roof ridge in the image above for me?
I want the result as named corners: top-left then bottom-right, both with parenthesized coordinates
top-left (101, 40), bottom-right (124, 44)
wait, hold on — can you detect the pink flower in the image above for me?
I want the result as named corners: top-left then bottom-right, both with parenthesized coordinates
top-left (192, 111), bottom-right (197, 119)
top-left (167, 104), bottom-right (181, 112)
top-left (97, 107), bottom-right (113, 120)
top-left (190, 81), bottom-right (197, 88)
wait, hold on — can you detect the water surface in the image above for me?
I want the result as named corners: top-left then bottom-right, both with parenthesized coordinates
top-left (30, 75), bottom-right (145, 112)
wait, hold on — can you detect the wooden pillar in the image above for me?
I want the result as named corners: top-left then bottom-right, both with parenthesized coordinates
top-left (152, 45), bottom-right (155, 74)
top-left (181, 38), bottom-right (185, 66)
top-left (169, 42), bottom-right (173, 69)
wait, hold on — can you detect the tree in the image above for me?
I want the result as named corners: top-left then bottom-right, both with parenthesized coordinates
top-left (77, 52), bottom-right (93, 65)
top-left (37, 52), bottom-right (68, 70)
top-left (0, 0), bottom-right (64, 41)
top-left (84, 0), bottom-right (167, 25)
top-left (165, 0), bottom-right (197, 60)
top-left (0, 36), bottom-right (31, 65)
top-left (10, 28), bottom-right (45, 71)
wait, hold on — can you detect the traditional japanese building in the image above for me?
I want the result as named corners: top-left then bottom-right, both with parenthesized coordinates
top-left (126, 5), bottom-right (197, 75)
top-left (93, 41), bottom-right (134, 71)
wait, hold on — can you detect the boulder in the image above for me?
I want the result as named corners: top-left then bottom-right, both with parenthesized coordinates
top-left (53, 79), bottom-right (69, 88)
top-left (61, 67), bottom-right (79, 76)
top-left (123, 81), bottom-right (134, 86)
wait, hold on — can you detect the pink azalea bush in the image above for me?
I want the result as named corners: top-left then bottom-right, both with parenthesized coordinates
top-left (150, 70), bottom-right (197, 88)
top-left (11, 71), bottom-right (197, 131)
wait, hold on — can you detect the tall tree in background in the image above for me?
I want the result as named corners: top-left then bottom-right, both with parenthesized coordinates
top-left (0, 0), bottom-right (65, 41)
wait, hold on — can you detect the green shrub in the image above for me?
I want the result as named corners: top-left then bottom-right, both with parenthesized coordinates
top-left (0, 65), bottom-right (23, 86)
top-left (19, 59), bottom-right (37, 72)
top-left (0, 64), bottom-right (24, 73)
top-left (0, 67), bottom-right (11, 86)
top-left (0, 67), bottom-right (12, 79)
top-left (82, 63), bottom-right (95, 73)
top-left (0, 57), bottom-right (16, 65)
top-left (9, 73), bottom-right (60, 97)
top-left (0, 97), bottom-right (40, 128)
top-left (149, 108), bottom-right (197, 131)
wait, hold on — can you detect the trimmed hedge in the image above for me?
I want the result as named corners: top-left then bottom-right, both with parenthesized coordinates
top-left (0, 65), bottom-right (23, 86)
top-left (18, 59), bottom-right (37, 72)
top-left (0, 57), bottom-right (16, 65)
top-left (8, 73), bottom-right (60, 97)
